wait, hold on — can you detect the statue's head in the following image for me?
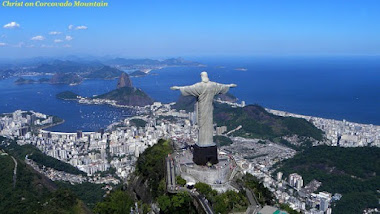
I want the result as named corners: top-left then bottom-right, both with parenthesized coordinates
top-left (201, 71), bottom-right (209, 83)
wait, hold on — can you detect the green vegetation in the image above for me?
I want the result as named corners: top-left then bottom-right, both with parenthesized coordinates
top-left (56, 181), bottom-right (106, 209)
top-left (279, 204), bottom-right (301, 214)
top-left (94, 189), bottom-right (135, 214)
top-left (213, 190), bottom-right (249, 214)
top-left (257, 140), bottom-right (266, 144)
top-left (275, 146), bottom-right (380, 214)
top-left (129, 118), bottom-right (147, 128)
top-left (0, 150), bottom-right (89, 214)
top-left (134, 139), bottom-right (198, 213)
top-left (214, 104), bottom-right (323, 141)
top-left (175, 101), bottom-right (323, 142)
top-left (0, 137), bottom-right (85, 176)
top-left (214, 135), bottom-right (233, 147)
top-left (157, 192), bottom-right (196, 214)
top-left (39, 189), bottom-right (90, 214)
top-left (241, 173), bottom-right (274, 205)
top-left (94, 87), bottom-right (153, 106)
top-left (135, 139), bottom-right (173, 198)
top-left (56, 91), bottom-right (80, 100)
top-left (172, 95), bottom-right (196, 112)
top-left (194, 182), bottom-right (216, 198)
top-left (276, 138), bottom-right (299, 150)
top-left (176, 175), bottom-right (186, 186)
top-left (194, 182), bottom-right (249, 214)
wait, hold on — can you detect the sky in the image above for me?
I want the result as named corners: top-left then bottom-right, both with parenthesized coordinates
top-left (0, 0), bottom-right (380, 58)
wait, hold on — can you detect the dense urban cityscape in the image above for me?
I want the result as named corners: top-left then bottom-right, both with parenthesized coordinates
top-left (1, 97), bottom-right (379, 214)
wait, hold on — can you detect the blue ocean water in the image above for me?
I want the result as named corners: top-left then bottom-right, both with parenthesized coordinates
top-left (0, 77), bottom-right (130, 132)
top-left (0, 56), bottom-right (379, 132)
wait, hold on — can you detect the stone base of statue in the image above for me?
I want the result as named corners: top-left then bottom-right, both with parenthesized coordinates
top-left (175, 147), bottom-right (240, 193)
top-left (192, 144), bottom-right (218, 165)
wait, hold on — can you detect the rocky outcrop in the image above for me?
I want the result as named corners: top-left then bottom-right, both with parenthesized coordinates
top-left (94, 87), bottom-right (153, 106)
top-left (117, 72), bottom-right (133, 88)
top-left (94, 72), bottom-right (153, 106)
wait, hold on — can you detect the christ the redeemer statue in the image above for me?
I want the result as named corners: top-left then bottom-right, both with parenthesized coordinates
top-left (171, 71), bottom-right (236, 165)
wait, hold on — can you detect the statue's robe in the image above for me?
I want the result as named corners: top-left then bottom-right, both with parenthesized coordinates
top-left (180, 81), bottom-right (230, 147)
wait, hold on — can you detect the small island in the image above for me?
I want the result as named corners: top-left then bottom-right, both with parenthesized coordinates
top-left (15, 78), bottom-right (36, 85)
top-left (56, 91), bottom-right (81, 100)
top-left (14, 77), bottom-right (50, 85)
top-left (129, 70), bottom-right (148, 77)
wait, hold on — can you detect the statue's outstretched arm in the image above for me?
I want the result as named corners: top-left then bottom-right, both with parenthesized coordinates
top-left (228, 84), bottom-right (237, 88)
top-left (170, 86), bottom-right (181, 90)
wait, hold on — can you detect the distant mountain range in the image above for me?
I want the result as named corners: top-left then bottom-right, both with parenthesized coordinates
top-left (103, 57), bottom-right (204, 67)
top-left (1, 57), bottom-right (204, 85)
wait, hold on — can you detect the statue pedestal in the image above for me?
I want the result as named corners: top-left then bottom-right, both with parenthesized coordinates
top-left (176, 148), bottom-right (239, 193)
top-left (192, 144), bottom-right (218, 165)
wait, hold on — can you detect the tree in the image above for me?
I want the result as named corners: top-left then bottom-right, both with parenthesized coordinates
top-left (157, 192), bottom-right (195, 214)
top-left (94, 190), bottom-right (134, 214)
top-left (176, 176), bottom-right (186, 186)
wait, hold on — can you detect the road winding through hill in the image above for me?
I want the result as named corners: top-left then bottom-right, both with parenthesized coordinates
top-left (11, 156), bottom-right (17, 188)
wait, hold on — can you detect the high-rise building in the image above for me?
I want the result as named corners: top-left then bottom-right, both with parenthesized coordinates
top-left (289, 173), bottom-right (303, 190)
top-left (77, 130), bottom-right (83, 139)
top-left (326, 208), bottom-right (332, 214)
top-left (320, 198), bottom-right (329, 212)
top-left (277, 172), bottom-right (283, 181)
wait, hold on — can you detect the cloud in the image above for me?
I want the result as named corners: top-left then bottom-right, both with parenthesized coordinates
top-left (68, 24), bottom-right (87, 30)
top-left (41, 44), bottom-right (54, 48)
top-left (63, 44), bottom-right (72, 48)
top-left (49, 31), bottom-right (62, 35)
top-left (65, 36), bottom-right (73, 41)
top-left (0, 43), bottom-right (6, 47)
top-left (31, 35), bottom-right (45, 41)
top-left (3, 22), bottom-right (20, 29)
top-left (54, 39), bottom-right (63, 43)
top-left (26, 45), bottom-right (35, 48)
top-left (75, 25), bottom-right (88, 30)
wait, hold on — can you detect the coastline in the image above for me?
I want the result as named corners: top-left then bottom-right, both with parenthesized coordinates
top-left (266, 108), bottom-right (380, 128)
top-left (38, 120), bottom-right (65, 130)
